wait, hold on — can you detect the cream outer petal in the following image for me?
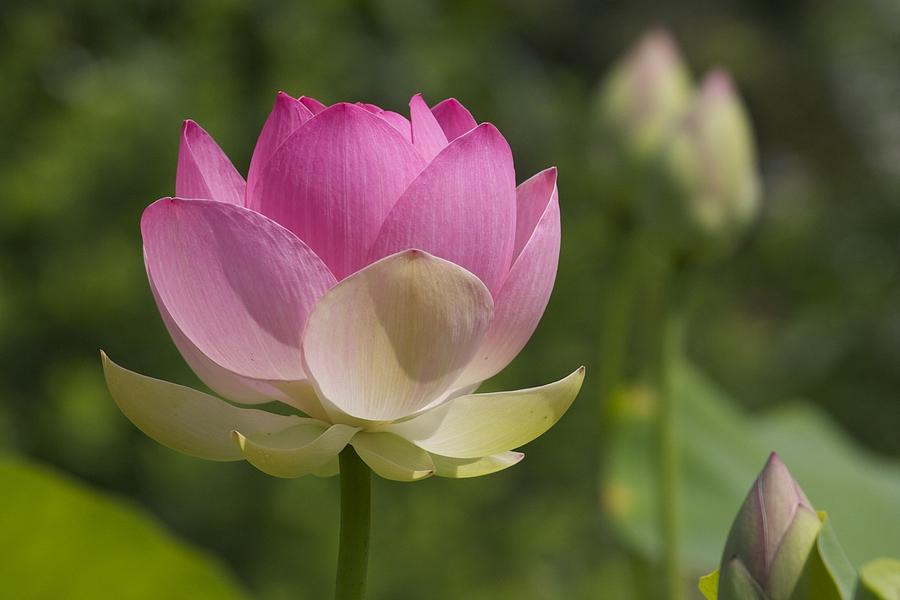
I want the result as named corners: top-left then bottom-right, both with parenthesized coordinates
top-left (233, 422), bottom-right (358, 478)
top-left (350, 432), bottom-right (434, 481)
top-left (101, 352), bottom-right (301, 461)
top-left (385, 367), bottom-right (584, 459)
top-left (430, 451), bottom-right (524, 478)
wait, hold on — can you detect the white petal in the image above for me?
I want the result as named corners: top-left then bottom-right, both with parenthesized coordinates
top-left (387, 367), bottom-right (584, 458)
top-left (302, 250), bottom-right (493, 422)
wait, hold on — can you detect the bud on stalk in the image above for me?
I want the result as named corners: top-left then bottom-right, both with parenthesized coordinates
top-left (596, 29), bottom-right (693, 164)
top-left (593, 29), bottom-right (694, 217)
top-left (645, 68), bottom-right (761, 262)
top-left (718, 453), bottom-right (822, 600)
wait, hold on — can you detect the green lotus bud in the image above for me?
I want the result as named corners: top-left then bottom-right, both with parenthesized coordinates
top-left (646, 68), bottom-right (761, 262)
top-left (719, 453), bottom-right (822, 600)
top-left (595, 29), bottom-right (694, 165)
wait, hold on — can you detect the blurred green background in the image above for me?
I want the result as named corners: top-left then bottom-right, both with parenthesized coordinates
top-left (1, 0), bottom-right (899, 598)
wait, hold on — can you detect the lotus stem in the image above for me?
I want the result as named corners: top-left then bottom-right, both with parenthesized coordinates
top-left (335, 447), bottom-right (371, 600)
top-left (597, 227), bottom-right (645, 437)
top-left (656, 262), bottom-right (691, 600)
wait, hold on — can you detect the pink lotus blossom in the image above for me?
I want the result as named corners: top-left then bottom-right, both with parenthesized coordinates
top-left (102, 93), bottom-right (583, 481)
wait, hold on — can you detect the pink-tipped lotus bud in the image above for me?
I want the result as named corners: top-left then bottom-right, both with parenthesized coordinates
top-left (646, 68), bottom-right (761, 262)
top-left (718, 453), bottom-right (822, 600)
top-left (595, 29), bottom-right (694, 167)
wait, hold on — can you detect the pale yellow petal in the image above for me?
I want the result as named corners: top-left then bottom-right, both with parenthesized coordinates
top-left (101, 351), bottom-right (301, 461)
top-left (350, 432), bottom-right (434, 482)
top-left (430, 452), bottom-right (524, 478)
top-left (387, 367), bottom-right (584, 458)
top-left (233, 422), bottom-right (358, 478)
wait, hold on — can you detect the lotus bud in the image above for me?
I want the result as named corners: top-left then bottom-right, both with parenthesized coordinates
top-left (718, 453), bottom-right (822, 600)
top-left (646, 68), bottom-right (761, 262)
top-left (595, 29), bottom-right (694, 170)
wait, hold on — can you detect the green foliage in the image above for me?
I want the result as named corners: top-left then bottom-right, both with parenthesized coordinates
top-left (604, 359), bottom-right (900, 571)
top-left (699, 569), bottom-right (719, 599)
top-left (0, 454), bottom-right (246, 600)
top-left (855, 559), bottom-right (900, 600)
top-left (810, 513), bottom-right (858, 600)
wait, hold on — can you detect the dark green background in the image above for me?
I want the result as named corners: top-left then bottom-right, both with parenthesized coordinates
top-left (1, 0), bottom-right (898, 598)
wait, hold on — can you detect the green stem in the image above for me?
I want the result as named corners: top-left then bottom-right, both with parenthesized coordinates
top-left (335, 447), bottom-right (371, 600)
top-left (654, 263), bottom-right (691, 600)
top-left (597, 228), bottom-right (646, 436)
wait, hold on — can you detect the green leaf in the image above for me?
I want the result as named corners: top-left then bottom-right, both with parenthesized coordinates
top-left (699, 569), bottom-right (719, 599)
top-left (603, 359), bottom-right (900, 572)
top-left (855, 558), bottom-right (900, 600)
top-left (807, 512), bottom-right (858, 599)
top-left (0, 454), bottom-right (247, 600)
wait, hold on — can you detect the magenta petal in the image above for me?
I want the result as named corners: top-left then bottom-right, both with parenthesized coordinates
top-left (176, 120), bottom-right (246, 205)
top-left (247, 93), bottom-right (314, 191)
top-left (378, 110), bottom-right (412, 142)
top-left (299, 96), bottom-right (327, 114)
top-left (356, 102), bottom-right (383, 113)
top-left (148, 273), bottom-right (276, 404)
top-left (147, 269), bottom-right (327, 418)
top-left (456, 168), bottom-right (561, 387)
top-left (409, 93), bottom-right (448, 162)
top-left (431, 98), bottom-right (478, 142)
top-left (142, 198), bottom-right (337, 382)
top-left (247, 103), bottom-right (426, 280)
top-left (369, 123), bottom-right (517, 293)
top-left (513, 166), bottom-right (558, 258)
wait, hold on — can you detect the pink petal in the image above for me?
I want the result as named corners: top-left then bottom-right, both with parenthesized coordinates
top-left (142, 198), bottom-right (337, 382)
top-left (369, 123), bottom-right (516, 294)
top-left (455, 168), bottom-right (561, 387)
top-left (355, 103), bottom-right (412, 142)
top-left (409, 93), bottom-right (448, 161)
top-left (176, 120), bottom-right (246, 205)
top-left (356, 102), bottom-right (383, 113)
top-left (247, 103), bottom-right (426, 280)
top-left (378, 110), bottom-right (412, 142)
top-left (299, 96), bottom-right (327, 114)
top-left (513, 166), bottom-right (558, 259)
top-left (247, 93), bottom-right (314, 192)
top-left (147, 271), bottom-right (329, 419)
top-left (302, 250), bottom-right (493, 422)
top-left (431, 98), bottom-right (478, 142)
top-left (148, 272), bottom-right (273, 403)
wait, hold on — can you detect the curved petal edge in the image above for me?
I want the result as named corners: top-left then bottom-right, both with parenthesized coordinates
top-left (233, 422), bottom-right (358, 478)
top-left (386, 367), bottom-right (584, 459)
top-left (430, 451), bottom-right (524, 478)
top-left (302, 250), bottom-right (493, 422)
top-left (351, 432), bottom-right (434, 481)
top-left (101, 351), bottom-right (301, 461)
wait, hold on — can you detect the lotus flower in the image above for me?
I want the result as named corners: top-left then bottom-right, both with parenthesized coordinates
top-left (102, 93), bottom-right (584, 481)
